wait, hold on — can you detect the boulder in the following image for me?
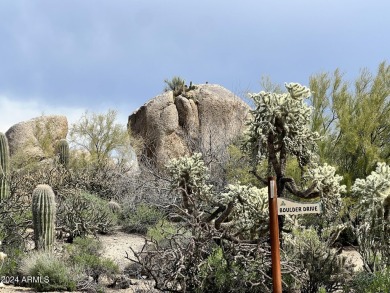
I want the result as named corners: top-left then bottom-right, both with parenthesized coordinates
top-left (128, 84), bottom-right (250, 167)
top-left (6, 115), bottom-right (68, 159)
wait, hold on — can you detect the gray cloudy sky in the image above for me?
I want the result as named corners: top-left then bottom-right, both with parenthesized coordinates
top-left (0, 0), bottom-right (389, 132)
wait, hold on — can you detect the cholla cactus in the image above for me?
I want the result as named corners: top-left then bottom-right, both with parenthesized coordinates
top-left (243, 82), bottom-right (320, 168)
top-left (167, 152), bottom-right (209, 189)
top-left (167, 153), bottom-right (214, 213)
top-left (304, 163), bottom-right (346, 221)
top-left (351, 162), bottom-right (390, 272)
top-left (32, 184), bottom-right (56, 251)
top-left (219, 184), bottom-right (268, 236)
top-left (167, 153), bottom-right (269, 239)
top-left (0, 132), bottom-right (10, 200)
top-left (352, 162), bottom-right (390, 210)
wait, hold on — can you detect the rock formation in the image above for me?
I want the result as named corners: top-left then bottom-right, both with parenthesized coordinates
top-left (128, 84), bottom-right (250, 167)
top-left (6, 115), bottom-right (68, 159)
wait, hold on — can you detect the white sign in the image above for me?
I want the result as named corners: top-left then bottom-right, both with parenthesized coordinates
top-left (277, 198), bottom-right (321, 215)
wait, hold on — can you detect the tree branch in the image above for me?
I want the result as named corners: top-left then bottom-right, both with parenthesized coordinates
top-left (282, 177), bottom-right (321, 199)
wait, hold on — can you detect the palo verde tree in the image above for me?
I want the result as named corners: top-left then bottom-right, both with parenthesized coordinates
top-left (69, 109), bottom-right (134, 168)
top-left (309, 62), bottom-right (390, 187)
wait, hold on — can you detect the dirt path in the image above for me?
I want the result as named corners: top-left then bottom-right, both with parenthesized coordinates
top-left (99, 230), bottom-right (147, 272)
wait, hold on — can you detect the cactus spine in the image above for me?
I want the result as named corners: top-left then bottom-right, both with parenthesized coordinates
top-left (57, 139), bottom-right (69, 168)
top-left (0, 132), bottom-right (10, 200)
top-left (32, 184), bottom-right (56, 250)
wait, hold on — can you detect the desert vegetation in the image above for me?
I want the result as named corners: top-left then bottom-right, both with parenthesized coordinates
top-left (0, 64), bottom-right (389, 292)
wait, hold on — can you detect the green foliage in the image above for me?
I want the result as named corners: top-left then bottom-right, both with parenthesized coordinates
top-left (57, 191), bottom-right (117, 241)
top-left (147, 219), bottom-right (178, 247)
top-left (309, 62), bottom-right (390, 184)
top-left (283, 227), bottom-right (353, 293)
top-left (0, 132), bottom-right (10, 200)
top-left (69, 109), bottom-right (133, 168)
top-left (32, 184), bottom-right (56, 251)
top-left (164, 76), bottom-right (198, 98)
top-left (198, 247), bottom-right (234, 292)
top-left (32, 117), bottom-right (59, 159)
top-left (57, 138), bottom-right (70, 168)
top-left (164, 76), bottom-right (186, 97)
top-left (66, 237), bottom-right (119, 282)
top-left (225, 143), bottom-right (260, 186)
top-left (19, 251), bottom-right (79, 291)
top-left (0, 246), bottom-right (24, 277)
top-left (344, 269), bottom-right (390, 293)
top-left (197, 246), bottom-right (269, 293)
top-left (121, 203), bottom-right (163, 234)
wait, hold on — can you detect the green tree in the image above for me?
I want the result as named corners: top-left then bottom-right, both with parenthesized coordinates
top-left (309, 62), bottom-right (390, 187)
top-left (69, 109), bottom-right (134, 168)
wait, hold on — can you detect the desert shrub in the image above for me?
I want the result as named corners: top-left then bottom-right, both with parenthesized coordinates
top-left (197, 246), bottom-right (268, 293)
top-left (121, 203), bottom-right (163, 234)
top-left (344, 269), bottom-right (390, 293)
top-left (0, 192), bottom-right (32, 251)
top-left (19, 251), bottom-right (79, 291)
top-left (65, 237), bottom-right (119, 282)
top-left (56, 190), bottom-right (118, 242)
top-left (283, 227), bottom-right (354, 293)
top-left (126, 153), bottom-right (280, 292)
top-left (147, 219), bottom-right (178, 248)
top-left (0, 246), bottom-right (24, 277)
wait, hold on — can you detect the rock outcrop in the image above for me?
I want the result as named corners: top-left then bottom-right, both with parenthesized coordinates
top-left (6, 115), bottom-right (68, 159)
top-left (128, 84), bottom-right (250, 167)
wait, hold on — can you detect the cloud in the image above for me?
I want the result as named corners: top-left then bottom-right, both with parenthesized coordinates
top-left (0, 95), bottom-right (131, 134)
top-left (0, 95), bottom-right (85, 133)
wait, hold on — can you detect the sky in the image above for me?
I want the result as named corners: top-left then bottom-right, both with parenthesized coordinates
top-left (0, 0), bottom-right (389, 132)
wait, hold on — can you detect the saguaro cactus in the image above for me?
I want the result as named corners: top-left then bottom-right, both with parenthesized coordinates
top-left (57, 139), bottom-right (69, 168)
top-left (0, 132), bottom-right (10, 200)
top-left (32, 184), bottom-right (56, 250)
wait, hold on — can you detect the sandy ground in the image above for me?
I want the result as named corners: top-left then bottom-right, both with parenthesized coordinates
top-left (99, 230), bottom-right (147, 273)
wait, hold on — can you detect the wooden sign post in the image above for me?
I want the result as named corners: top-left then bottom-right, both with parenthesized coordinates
top-left (268, 177), bottom-right (282, 293)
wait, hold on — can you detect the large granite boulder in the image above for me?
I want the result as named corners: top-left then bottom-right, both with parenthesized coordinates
top-left (6, 115), bottom-right (68, 159)
top-left (128, 84), bottom-right (250, 167)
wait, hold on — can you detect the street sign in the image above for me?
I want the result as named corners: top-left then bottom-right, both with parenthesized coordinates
top-left (277, 198), bottom-right (321, 215)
